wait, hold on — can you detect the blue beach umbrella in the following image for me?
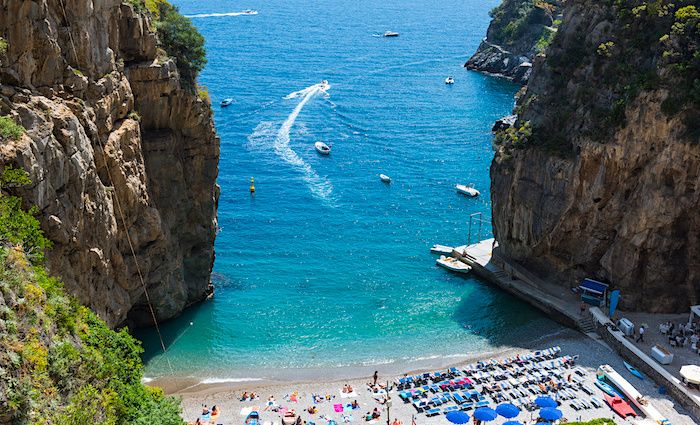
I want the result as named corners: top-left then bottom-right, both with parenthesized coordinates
top-left (503, 422), bottom-right (523, 425)
top-left (539, 408), bottom-right (563, 421)
top-left (473, 407), bottom-right (498, 422)
top-left (445, 411), bottom-right (470, 424)
top-left (534, 396), bottom-right (557, 408)
top-left (495, 403), bottom-right (520, 418)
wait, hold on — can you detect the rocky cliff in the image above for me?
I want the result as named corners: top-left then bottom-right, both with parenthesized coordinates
top-left (0, 0), bottom-right (219, 327)
top-left (490, 0), bottom-right (700, 312)
top-left (466, 0), bottom-right (562, 84)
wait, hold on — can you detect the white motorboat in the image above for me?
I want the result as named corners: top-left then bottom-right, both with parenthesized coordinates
top-left (430, 244), bottom-right (454, 255)
top-left (383, 31), bottom-right (399, 37)
top-left (445, 76), bottom-right (455, 84)
top-left (220, 98), bottom-right (234, 107)
top-left (436, 255), bottom-right (471, 274)
top-left (456, 184), bottom-right (479, 197)
top-left (242, 9), bottom-right (258, 15)
top-left (315, 141), bottom-right (331, 155)
top-left (379, 174), bottom-right (391, 183)
top-left (319, 80), bottom-right (330, 90)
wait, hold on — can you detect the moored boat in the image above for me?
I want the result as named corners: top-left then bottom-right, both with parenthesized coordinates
top-left (315, 141), bottom-right (331, 155)
top-left (221, 98), bottom-right (234, 107)
top-left (604, 395), bottom-right (636, 418)
top-left (430, 244), bottom-right (454, 255)
top-left (623, 361), bottom-right (644, 379)
top-left (436, 255), bottom-right (471, 274)
top-left (380, 174), bottom-right (391, 183)
top-left (595, 378), bottom-right (621, 397)
top-left (456, 184), bottom-right (479, 197)
top-left (445, 76), bottom-right (455, 84)
top-left (383, 31), bottom-right (399, 37)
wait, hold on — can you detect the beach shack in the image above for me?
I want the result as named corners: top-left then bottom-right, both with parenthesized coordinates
top-left (578, 278), bottom-right (609, 307)
top-left (688, 305), bottom-right (700, 326)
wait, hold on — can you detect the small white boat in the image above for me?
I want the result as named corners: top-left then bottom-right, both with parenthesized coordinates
top-left (315, 141), bottom-right (331, 155)
top-left (445, 76), bottom-right (455, 84)
top-left (379, 174), bottom-right (391, 183)
top-left (242, 9), bottom-right (258, 15)
top-left (430, 244), bottom-right (454, 255)
top-left (456, 184), bottom-right (479, 197)
top-left (383, 31), bottom-right (399, 37)
top-left (221, 98), bottom-right (234, 107)
top-left (319, 80), bottom-right (330, 90)
top-left (436, 255), bottom-right (471, 274)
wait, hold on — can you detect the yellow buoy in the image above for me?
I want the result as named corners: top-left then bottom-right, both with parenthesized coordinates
top-left (249, 177), bottom-right (255, 193)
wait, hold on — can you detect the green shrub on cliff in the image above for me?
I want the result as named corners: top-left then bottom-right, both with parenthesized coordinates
top-left (0, 168), bottom-right (184, 424)
top-left (0, 115), bottom-right (24, 141)
top-left (154, 2), bottom-right (206, 87)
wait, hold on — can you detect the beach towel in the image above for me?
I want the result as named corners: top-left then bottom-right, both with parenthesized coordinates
top-left (241, 407), bottom-right (253, 416)
top-left (340, 391), bottom-right (358, 398)
top-left (334, 404), bottom-right (343, 412)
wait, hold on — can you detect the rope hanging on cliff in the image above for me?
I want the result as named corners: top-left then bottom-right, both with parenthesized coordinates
top-left (95, 137), bottom-right (172, 374)
top-left (58, 0), bottom-right (172, 374)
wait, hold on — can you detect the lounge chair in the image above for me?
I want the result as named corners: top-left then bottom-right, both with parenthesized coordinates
top-left (442, 406), bottom-right (460, 414)
top-left (425, 408), bottom-right (441, 417)
top-left (452, 393), bottom-right (465, 404)
top-left (590, 397), bottom-right (603, 408)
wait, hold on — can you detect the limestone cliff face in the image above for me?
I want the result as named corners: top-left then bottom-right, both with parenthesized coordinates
top-left (0, 1), bottom-right (219, 327)
top-left (466, 0), bottom-right (562, 85)
top-left (490, 0), bottom-right (700, 312)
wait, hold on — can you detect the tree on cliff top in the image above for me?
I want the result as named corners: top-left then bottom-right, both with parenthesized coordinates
top-left (154, 2), bottom-right (207, 88)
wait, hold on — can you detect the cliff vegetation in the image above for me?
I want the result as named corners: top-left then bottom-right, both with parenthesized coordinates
top-left (0, 167), bottom-right (183, 424)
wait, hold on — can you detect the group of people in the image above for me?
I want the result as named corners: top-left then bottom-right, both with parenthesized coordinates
top-left (660, 321), bottom-right (699, 347)
top-left (190, 404), bottom-right (220, 425)
top-left (364, 407), bottom-right (382, 421)
top-left (240, 391), bottom-right (260, 401)
top-left (342, 384), bottom-right (355, 394)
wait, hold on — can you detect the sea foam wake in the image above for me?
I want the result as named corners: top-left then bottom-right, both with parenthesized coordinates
top-left (248, 83), bottom-right (335, 203)
top-left (185, 11), bottom-right (258, 19)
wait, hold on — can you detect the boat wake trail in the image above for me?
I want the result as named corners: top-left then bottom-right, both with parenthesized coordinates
top-left (185, 11), bottom-right (258, 18)
top-left (248, 83), bottom-right (335, 204)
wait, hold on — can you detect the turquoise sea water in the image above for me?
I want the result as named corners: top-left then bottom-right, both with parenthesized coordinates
top-left (137, 0), bottom-right (563, 381)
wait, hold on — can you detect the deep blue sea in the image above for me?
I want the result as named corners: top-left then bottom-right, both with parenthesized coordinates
top-left (137, 0), bottom-right (562, 382)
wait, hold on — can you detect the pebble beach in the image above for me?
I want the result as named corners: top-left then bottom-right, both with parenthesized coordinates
top-left (167, 330), bottom-right (696, 425)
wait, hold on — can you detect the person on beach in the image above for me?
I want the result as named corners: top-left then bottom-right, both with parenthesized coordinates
top-left (264, 395), bottom-right (276, 411)
top-left (352, 400), bottom-right (360, 409)
top-left (241, 392), bottom-right (249, 401)
top-left (372, 371), bottom-right (378, 385)
top-left (202, 405), bottom-right (210, 415)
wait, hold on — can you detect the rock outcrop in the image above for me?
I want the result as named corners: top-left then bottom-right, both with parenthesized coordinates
top-left (490, 0), bottom-right (700, 312)
top-left (0, 0), bottom-right (219, 327)
top-left (466, 0), bottom-right (562, 85)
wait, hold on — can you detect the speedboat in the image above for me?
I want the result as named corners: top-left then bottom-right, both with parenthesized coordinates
top-left (604, 395), bottom-right (636, 418)
top-left (430, 244), bottom-right (454, 255)
top-left (221, 98), bottom-right (234, 107)
top-left (379, 174), bottom-right (391, 183)
top-left (315, 141), bottom-right (331, 155)
top-left (318, 80), bottom-right (330, 90)
top-left (445, 76), bottom-right (455, 84)
top-left (383, 31), bottom-right (399, 37)
top-left (436, 255), bottom-right (471, 274)
top-left (242, 9), bottom-right (258, 15)
top-left (456, 184), bottom-right (479, 197)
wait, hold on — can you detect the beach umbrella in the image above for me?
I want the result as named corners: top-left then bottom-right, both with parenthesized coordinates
top-left (680, 365), bottom-right (700, 385)
top-left (534, 396), bottom-right (557, 408)
top-left (473, 407), bottom-right (498, 422)
top-left (539, 408), bottom-right (563, 421)
top-left (445, 410), bottom-right (470, 424)
top-left (495, 403), bottom-right (520, 418)
top-left (503, 422), bottom-right (523, 425)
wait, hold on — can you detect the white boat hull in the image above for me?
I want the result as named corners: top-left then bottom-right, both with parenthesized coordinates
top-left (315, 142), bottom-right (331, 155)
top-left (430, 244), bottom-right (454, 255)
top-left (380, 174), bottom-right (391, 183)
top-left (436, 256), bottom-right (471, 274)
top-left (456, 184), bottom-right (479, 197)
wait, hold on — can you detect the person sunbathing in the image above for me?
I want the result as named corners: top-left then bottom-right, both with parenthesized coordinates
top-left (347, 385), bottom-right (354, 393)
top-left (307, 406), bottom-right (318, 414)
top-left (241, 392), bottom-right (250, 401)
top-left (371, 408), bottom-right (381, 419)
top-left (202, 405), bottom-right (210, 415)
top-left (342, 385), bottom-right (349, 393)
top-left (351, 400), bottom-right (359, 409)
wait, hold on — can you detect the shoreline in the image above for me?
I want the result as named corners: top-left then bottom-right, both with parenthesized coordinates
top-left (148, 328), bottom-right (576, 396)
